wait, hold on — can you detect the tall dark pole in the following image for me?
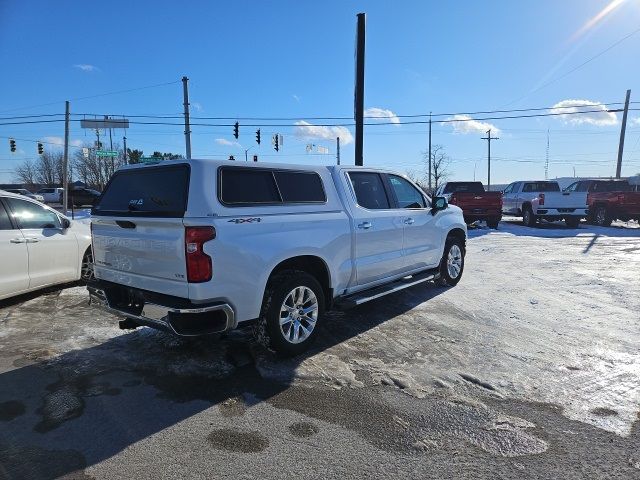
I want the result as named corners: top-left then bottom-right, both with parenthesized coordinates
top-left (354, 13), bottom-right (366, 166)
top-left (616, 89), bottom-right (631, 178)
top-left (481, 129), bottom-right (499, 190)
top-left (123, 136), bottom-right (128, 164)
top-left (62, 101), bottom-right (70, 213)
top-left (428, 112), bottom-right (432, 191)
top-left (182, 76), bottom-right (192, 159)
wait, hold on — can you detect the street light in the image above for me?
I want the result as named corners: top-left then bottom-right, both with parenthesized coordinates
top-left (244, 145), bottom-right (255, 162)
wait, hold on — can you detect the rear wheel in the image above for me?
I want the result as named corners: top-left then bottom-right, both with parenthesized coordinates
top-left (486, 218), bottom-right (500, 229)
top-left (80, 248), bottom-right (94, 282)
top-left (437, 237), bottom-right (465, 287)
top-left (594, 205), bottom-right (612, 227)
top-left (564, 216), bottom-right (580, 228)
top-left (522, 207), bottom-right (537, 227)
top-left (254, 270), bottom-right (324, 356)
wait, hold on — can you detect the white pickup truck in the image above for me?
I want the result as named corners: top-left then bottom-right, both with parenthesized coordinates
top-left (501, 180), bottom-right (588, 228)
top-left (88, 159), bottom-right (467, 354)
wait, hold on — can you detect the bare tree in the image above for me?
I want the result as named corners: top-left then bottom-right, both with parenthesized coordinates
top-left (13, 159), bottom-right (37, 185)
top-left (72, 142), bottom-right (126, 189)
top-left (422, 144), bottom-right (452, 191)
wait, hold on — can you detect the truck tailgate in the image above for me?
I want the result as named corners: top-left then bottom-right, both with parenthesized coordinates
top-left (449, 192), bottom-right (502, 212)
top-left (92, 217), bottom-right (189, 298)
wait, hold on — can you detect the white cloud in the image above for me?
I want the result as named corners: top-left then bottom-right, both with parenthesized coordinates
top-left (292, 94), bottom-right (300, 102)
top-left (364, 107), bottom-right (400, 125)
top-left (191, 102), bottom-right (203, 112)
top-left (444, 115), bottom-right (500, 135)
top-left (293, 121), bottom-right (353, 145)
top-left (215, 138), bottom-right (241, 148)
top-left (550, 99), bottom-right (617, 126)
top-left (73, 64), bottom-right (98, 72)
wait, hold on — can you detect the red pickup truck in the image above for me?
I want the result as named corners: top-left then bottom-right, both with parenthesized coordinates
top-left (435, 181), bottom-right (502, 228)
top-left (586, 180), bottom-right (640, 226)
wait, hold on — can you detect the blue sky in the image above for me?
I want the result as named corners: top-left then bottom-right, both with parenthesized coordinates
top-left (1, 0), bottom-right (640, 185)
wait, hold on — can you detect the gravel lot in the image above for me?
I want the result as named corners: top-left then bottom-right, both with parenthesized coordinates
top-left (1, 218), bottom-right (639, 479)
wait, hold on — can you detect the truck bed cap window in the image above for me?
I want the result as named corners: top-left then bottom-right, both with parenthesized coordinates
top-left (218, 167), bottom-right (326, 205)
top-left (93, 164), bottom-right (190, 217)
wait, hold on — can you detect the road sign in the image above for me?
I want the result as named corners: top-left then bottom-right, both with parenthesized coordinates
top-left (140, 156), bottom-right (163, 163)
top-left (82, 147), bottom-right (89, 158)
top-left (81, 118), bottom-right (129, 129)
top-left (96, 150), bottom-right (118, 157)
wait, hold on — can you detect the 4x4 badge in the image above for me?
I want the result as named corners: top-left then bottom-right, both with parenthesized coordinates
top-left (228, 217), bottom-right (262, 224)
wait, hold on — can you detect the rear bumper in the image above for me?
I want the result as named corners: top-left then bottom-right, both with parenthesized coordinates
top-left (535, 207), bottom-right (588, 217)
top-left (87, 280), bottom-right (236, 336)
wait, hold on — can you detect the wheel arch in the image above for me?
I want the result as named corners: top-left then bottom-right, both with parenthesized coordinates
top-left (266, 255), bottom-right (332, 308)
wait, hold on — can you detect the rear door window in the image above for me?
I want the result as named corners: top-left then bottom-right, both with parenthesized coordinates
top-left (93, 164), bottom-right (190, 217)
top-left (349, 172), bottom-right (391, 210)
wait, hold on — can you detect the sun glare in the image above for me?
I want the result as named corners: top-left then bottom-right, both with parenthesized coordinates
top-left (569, 0), bottom-right (628, 43)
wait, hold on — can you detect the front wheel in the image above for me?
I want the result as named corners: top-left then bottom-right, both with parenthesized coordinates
top-left (437, 237), bottom-right (465, 287)
top-left (486, 218), bottom-right (500, 229)
top-left (255, 270), bottom-right (325, 356)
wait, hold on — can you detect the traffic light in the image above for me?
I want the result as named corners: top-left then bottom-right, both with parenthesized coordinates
top-left (233, 122), bottom-right (239, 139)
top-left (274, 133), bottom-right (279, 152)
top-left (229, 155), bottom-right (235, 161)
top-left (9, 138), bottom-right (16, 152)
top-left (253, 154), bottom-right (258, 162)
top-left (256, 129), bottom-right (261, 145)
top-left (37, 142), bottom-right (44, 155)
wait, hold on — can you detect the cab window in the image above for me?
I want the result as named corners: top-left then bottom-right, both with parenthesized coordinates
top-left (0, 202), bottom-right (14, 230)
top-left (388, 175), bottom-right (427, 208)
top-left (349, 172), bottom-right (391, 210)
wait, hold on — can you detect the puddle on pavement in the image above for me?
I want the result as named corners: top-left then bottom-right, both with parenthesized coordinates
top-left (207, 428), bottom-right (269, 453)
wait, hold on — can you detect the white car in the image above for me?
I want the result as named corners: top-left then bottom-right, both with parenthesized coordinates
top-left (0, 190), bottom-right (93, 301)
top-left (5, 188), bottom-right (45, 203)
top-left (89, 159), bottom-right (467, 355)
top-left (35, 187), bottom-right (64, 204)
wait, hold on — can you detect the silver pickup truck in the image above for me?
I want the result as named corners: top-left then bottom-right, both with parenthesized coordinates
top-left (88, 159), bottom-right (467, 355)
top-left (502, 180), bottom-right (588, 228)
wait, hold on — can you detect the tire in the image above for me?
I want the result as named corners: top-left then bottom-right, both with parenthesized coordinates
top-left (522, 207), bottom-right (537, 227)
top-left (594, 205), bottom-right (612, 227)
top-left (254, 270), bottom-right (325, 356)
top-left (486, 218), bottom-right (500, 229)
top-left (80, 248), bottom-right (94, 282)
top-left (437, 236), bottom-right (465, 287)
top-left (564, 216), bottom-right (580, 228)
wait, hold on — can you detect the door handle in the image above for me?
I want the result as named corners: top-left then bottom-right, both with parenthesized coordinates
top-left (24, 237), bottom-right (39, 243)
top-left (357, 221), bottom-right (372, 229)
top-left (404, 218), bottom-right (415, 225)
top-left (10, 238), bottom-right (25, 243)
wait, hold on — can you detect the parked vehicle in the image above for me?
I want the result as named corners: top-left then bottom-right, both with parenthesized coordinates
top-left (502, 180), bottom-right (587, 228)
top-left (88, 159), bottom-right (467, 355)
top-left (5, 188), bottom-right (45, 203)
top-left (69, 187), bottom-right (101, 207)
top-left (586, 180), bottom-right (640, 226)
top-left (36, 187), bottom-right (64, 203)
top-left (434, 182), bottom-right (502, 228)
top-left (0, 190), bottom-right (93, 301)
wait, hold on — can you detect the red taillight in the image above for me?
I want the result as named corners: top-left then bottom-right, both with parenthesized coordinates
top-left (539, 193), bottom-right (545, 206)
top-left (185, 226), bottom-right (216, 283)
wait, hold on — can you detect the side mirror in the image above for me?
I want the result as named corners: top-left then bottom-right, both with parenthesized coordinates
top-left (61, 218), bottom-right (71, 229)
top-left (431, 196), bottom-right (448, 215)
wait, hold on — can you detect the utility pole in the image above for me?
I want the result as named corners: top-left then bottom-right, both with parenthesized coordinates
top-left (428, 112), bottom-right (432, 191)
top-left (481, 129), bottom-right (499, 190)
top-left (616, 89), bottom-right (631, 178)
top-left (336, 137), bottom-right (341, 165)
top-left (354, 13), bottom-right (366, 166)
top-left (123, 136), bottom-right (128, 164)
top-left (545, 129), bottom-right (550, 180)
top-left (107, 116), bottom-right (114, 173)
top-left (62, 101), bottom-right (70, 213)
top-left (182, 76), bottom-right (192, 159)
